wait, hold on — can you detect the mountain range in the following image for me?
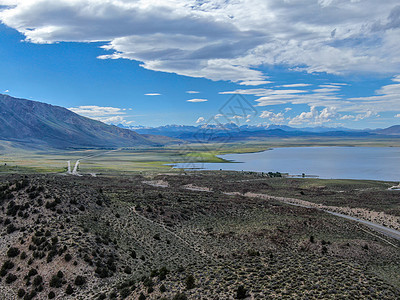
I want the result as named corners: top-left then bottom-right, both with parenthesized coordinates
top-left (1, 93), bottom-right (400, 149)
top-left (0, 94), bottom-right (164, 149)
top-left (120, 123), bottom-right (400, 142)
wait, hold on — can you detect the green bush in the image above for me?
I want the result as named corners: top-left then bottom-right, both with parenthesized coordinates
top-left (120, 288), bottom-right (130, 298)
top-left (27, 268), bottom-right (37, 277)
top-left (33, 275), bottom-right (43, 286)
top-left (64, 253), bottom-right (72, 262)
top-left (1, 260), bottom-right (14, 276)
top-left (185, 274), bottom-right (195, 290)
top-left (172, 293), bottom-right (187, 300)
top-left (7, 247), bottom-right (20, 258)
top-left (159, 267), bottom-right (169, 280)
top-left (17, 288), bottom-right (26, 298)
top-left (49, 275), bottom-right (63, 288)
top-left (74, 275), bottom-right (86, 286)
top-left (236, 285), bottom-right (247, 299)
top-left (5, 273), bottom-right (17, 284)
top-left (6, 223), bottom-right (17, 234)
top-left (65, 284), bottom-right (74, 295)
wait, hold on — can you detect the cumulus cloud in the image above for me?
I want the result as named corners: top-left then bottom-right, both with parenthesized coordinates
top-left (144, 93), bottom-right (161, 96)
top-left (1, 0), bottom-right (400, 84)
top-left (354, 111), bottom-right (378, 121)
top-left (340, 114), bottom-right (355, 120)
top-left (196, 117), bottom-right (205, 123)
top-left (260, 111), bottom-right (285, 124)
top-left (187, 98), bottom-right (207, 102)
top-left (68, 105), bottom-right (133, 125)
top-left (3, 89), bottom-right (9, 93)
top-left (186, 91), bottom-right (199, 94)
top-left (289, 106), bottom-right (337, 125)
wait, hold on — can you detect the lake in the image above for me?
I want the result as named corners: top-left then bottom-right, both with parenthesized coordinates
top-left (173, 147), bottom-right (400, 182)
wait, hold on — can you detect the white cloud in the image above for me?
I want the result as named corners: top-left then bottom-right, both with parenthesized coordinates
top-left (3, 89), bottom-right (9, 93)
top-left (340, 115), bottom-right (355, 120)
top-left (285, 107), bottom-right (292, 112)
top-left (395, 114), bottom-right (400, 118)
top-left (289, 106), bottom-right (337, 125)
top-left (99, 115), bottom-right (134, 125)
top-left (239, 80), bottom-right (272, 86)
top-left (186, 91), bottom-right (199, 94)
top-left (280, 84), bottom-right (312, 88)
top-left (187, 98), bottom-right (207, 102)
top-left (68, 105), bottom-right (124, 117)
top-left (196, 117), bottom-right (205, 123)
top-left (1, 0), bottom-right (400, 84)
top-left (345, 76), bottom-right (400, 113)
top-left (214, 113), bottom-right (223, 119)
top-left (260, 110), bottom-right (285, 124)
top-left (355, 111), bottom-right (377, 121)
top-left (145, 93), bottom-right (161, 96)
top-left (68, 105), bottom-right (133, 125)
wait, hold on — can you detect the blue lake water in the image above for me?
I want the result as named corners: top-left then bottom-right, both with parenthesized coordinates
top-left (173, 147), bottom-right (400, 182)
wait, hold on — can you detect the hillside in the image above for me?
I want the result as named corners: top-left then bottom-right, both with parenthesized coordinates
top-left (0, 94), bottom-right (158, 148)
top-left (376, 125), bottom-right (400, 135)
top-left (0, 173), bottom-right (399, 299)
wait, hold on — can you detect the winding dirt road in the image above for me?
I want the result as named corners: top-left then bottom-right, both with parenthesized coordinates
top-left (143, 180), bottom-right (400, 244)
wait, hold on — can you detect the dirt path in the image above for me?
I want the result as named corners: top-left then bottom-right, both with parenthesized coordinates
top-left (237, 192), bottom-right (400, 243)
top-left (243, 192), bottom-right (400, 231)
top-left (176, 184), bottom-right (400, 243)
top-left (142, 180), bottom-right (169, 188)
top-left (182, 184), bottom-right (212, 192)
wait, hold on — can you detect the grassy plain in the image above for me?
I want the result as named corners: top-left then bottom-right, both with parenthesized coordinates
top-left (2, 136), bottom-right (400, 175)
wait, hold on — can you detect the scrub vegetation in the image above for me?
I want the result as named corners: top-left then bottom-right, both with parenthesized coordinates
top-left (0, 172), bottom-right (399, 299)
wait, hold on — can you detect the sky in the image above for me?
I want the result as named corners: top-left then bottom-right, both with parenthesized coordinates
top-left (0, 0), bottom-right (400, 129)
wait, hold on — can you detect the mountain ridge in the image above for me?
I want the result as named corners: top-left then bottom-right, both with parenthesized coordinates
top-left (0, 94), bottom-right (161, 148)
top-left (120, 123), bottom-right (385, 141)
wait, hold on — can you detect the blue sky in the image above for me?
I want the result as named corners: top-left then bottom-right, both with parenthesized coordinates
top-left (0, 0), bottom-right (400, 129)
